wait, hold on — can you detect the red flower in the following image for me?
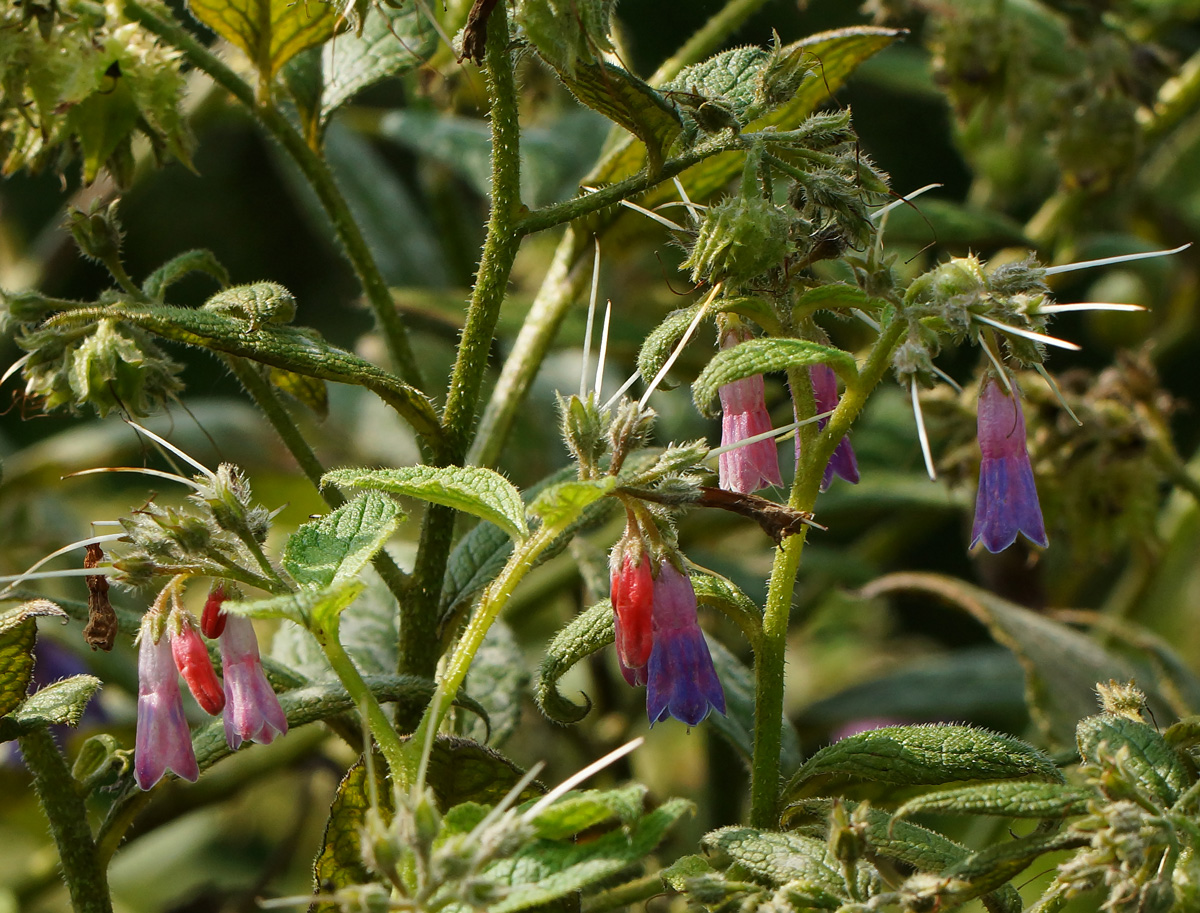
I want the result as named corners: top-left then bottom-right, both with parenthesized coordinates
top-left (609, 533), bottom-right (654, 685)
top-left (170, 612), bottom-right (225, 715)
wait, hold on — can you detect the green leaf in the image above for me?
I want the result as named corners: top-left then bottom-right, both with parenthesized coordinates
top-left (319, 3), bottom-right (434, 126)
top-left (660, 854), bottom-right (716, 892)
top-left (142, 249), bottom-right (230, 301)
top-left (284, 491), bottom-right (403, 590)
top-left (325, 466), bottom-right (528, 542)
top-left (1076, 713), bottom-right (1192, 807)
top-left (693, 338), bottom-right (858, 418)
top-left (535, 601), bottom-right (613, 724)
top-left (269, 367), bottom-right (329, 417)
top-left (0, 600), bottom-right (67, 718)
top-left (72, 734), bottom-right (127, 787)
top-left (48, 304), bottom-right (441, 440)
top-left (782, 723), bottom-right (1062, 803)
top-left (587, 27), bottom-right (902, 205)
top-left (486, 798), bottom-right (693, 913)
top-left (67, 79), bottom-right (140, 185)
top-left (12, 675), bottom-right (101, 729)
top-left (693, 572), bottom-right (762, 650)
top-left (715, 295), bottom-right (782, 335)
top-left (312, 754), bottom-right (391, 909)
top-left (522, 784), bottom-right (647, 840)
top-left (861, 572), bottom-right (1165, 750)
top-left (553, 61), bottom-right (682, 174)
top-left (665, 45), bottom-right (770, 125)
top-left (225, 581), bottom-right (365, 627)
top-left (530, 477), bottom-right (616, 530)
top-left (894, 781), bottom-right (1092, 821)
top-left (186, 0), bottom-right (341, 84)
top-left (706, 639), bottom-right (802, 777)
top-left (704, 827), bottom-right (847, 896)
top-left (793, 283), bottom-right (875, 314)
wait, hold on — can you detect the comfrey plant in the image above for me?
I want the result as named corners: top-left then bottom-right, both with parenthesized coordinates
top-left (2, 1), bottom-right (1200, 912)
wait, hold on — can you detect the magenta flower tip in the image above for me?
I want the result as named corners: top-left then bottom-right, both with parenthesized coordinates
top-left (220, 615), bottom-right (287, 749)
top-left (645, 562), bottom-right (725, 727)
top-left (809, 364), bottom-right (859, 492)
top-left (970, 379), bottom-right (1048, 553)
top-left (135, 630), bottom-right (199, 790)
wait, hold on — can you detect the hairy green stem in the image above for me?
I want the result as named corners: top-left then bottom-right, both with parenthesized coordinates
top-left (404, 3), bottom-right (522, 686)
top-left (403, 524), bottom-right (559, 788)
top-left (224, 355), bottom-right (412, 601)
top-left (313, 619), bottom-right (409, 782)
top-left (18, 726), bottom-right (114, 913)
top-left (581, 872), bottom-right (668, 913)
top-left (749, 316), bottom-right (906, 827)
top-left (123, 0), bottom-right (424, 394)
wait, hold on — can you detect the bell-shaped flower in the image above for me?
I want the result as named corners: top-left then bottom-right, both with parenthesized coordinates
top-left (609, 532), bottom-right (654, 686)
top-left (170, 611), bottom-right (225, 715)
top-left (971, 378), bottom-right (1048, 553)
top-left (717, 330), bottom-right (782, 494)
top-left (220, 615), bottom-right (287, 749)
top-left (809, 363), bottom-right (859, 491)
top-left (135, 621), bottom-right (199, 790)
top-left (646, 560), bottom-right (726, 727)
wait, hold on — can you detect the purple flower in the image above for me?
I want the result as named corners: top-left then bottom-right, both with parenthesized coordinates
top-left (718, 330), bottom-right (782, 494)
top-left (809, 363), bottom-right (859, 491)
top-left (610, 533), bottom-right (654, 686)
top-left (135, 623), bottom-right (199, 790)
top-left (971, 378), bottom-right (1048, 553)
top-left (220, 615), bottom-right (287, 749)
top-left (646, 560), bottom-right (726, 727)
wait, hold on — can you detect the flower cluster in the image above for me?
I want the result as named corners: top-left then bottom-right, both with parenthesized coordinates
top-left (135, 585), bottom-right (286, 790)
top-left (610, 525), bottom-right (725, 727)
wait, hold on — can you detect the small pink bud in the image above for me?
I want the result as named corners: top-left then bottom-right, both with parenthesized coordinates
top-left (200, 583), bottom-right (227, 639)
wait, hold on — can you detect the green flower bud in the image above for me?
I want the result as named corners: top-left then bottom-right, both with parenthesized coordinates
top-left (66, 200), bottom-right (124, 265)
top-left (203, 282), bottom-right (297, 329)
top-left (559, 393), bottom-right (608, 477)
top-left (683, 193), bottom-right (791, 287)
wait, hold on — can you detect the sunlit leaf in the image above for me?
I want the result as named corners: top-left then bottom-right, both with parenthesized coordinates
top-left (11, 675), bottom-right (101, 729)
top-left (187, 0), bottom-right (341, 84)
top-left (283, 491), bottom-right (403, 590)
top-left (0, 600), bottom-right (66, 718)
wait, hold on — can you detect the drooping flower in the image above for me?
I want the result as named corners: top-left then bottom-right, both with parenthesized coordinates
top-left (609, 530), bottom-right (654, 686)
top-left (646, 560), bottom-right (726, 727)
top-left (717, 329), bottom-right (782, 494)
top-left (135, 618), bottom-right (199, 790)
top-left (971, 377), bottom-right (1048, 553)
top-left (170, 611), bottom-right (225, 715)
top-left (809, 363), bottom-right (859, 491)
top-left (220, 614), bottom-right (287, 749)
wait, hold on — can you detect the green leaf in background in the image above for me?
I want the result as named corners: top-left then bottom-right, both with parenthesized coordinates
top-left (693, 338), bottom-right (858, 418)
top-left (894, 781), bottom-right (1092, 822)
top-left (783, 723), bottom-right (1062, 803)
top-left (703, 827), bottom-right (851, 900)
top-left (879, 198), bottom-right (1031, 248)
top-left (320, 4), bottom-right (434, 127)
top-left (861, 572), bottom-right (1169, 749)
top-left (693, 572), bottom-right (762, 649)
top-left (707, 640), bottom-right (803, 777)
top-left (283, 491), bottom-right (403, 590)
top-left (1076, 713), bottom-right (1192, 807)
top-left (535, 601), bottom-right (612, 724)
top-left (485, 798), bottom-right (693, 913)
top-left (460, 619), bottom-right (527, 747)
top-left (269, 367), bottom-right (329, 417)
top-left (0, 599), bottom-right (67, 718)
top-left (325, 465), bottom-right (528, 541)
top-left (11, 675), bottom-right (101, 729)
top-left (186, 0), bottom-right (341, 86)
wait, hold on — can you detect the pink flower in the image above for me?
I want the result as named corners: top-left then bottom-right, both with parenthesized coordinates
top-left (609, 538), bottom-right (654, 686)
top-left (135, 622), bottom-right (199, 790)
top-left (200, 583), bottom-right (227, 639)
top-left (645, 560), bottom-right (726, 727)
top-left (220, 615), bottom-right (287, 749)
top-left (971, 378), bottom-right (1048, 553)
top-left (809, 363), bottom-right (859, 491)
top-left (170, 613), bottom-right (225, 716)
top-left (718, 330), bottom-right (782, 494)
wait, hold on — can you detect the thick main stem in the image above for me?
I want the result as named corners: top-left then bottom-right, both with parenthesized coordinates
top-left (403, 2), bottom-right (523, 685)
top-left (19, 725), bottom-right (114, 913)
top-left (749, 317), bottom-right (906, 827)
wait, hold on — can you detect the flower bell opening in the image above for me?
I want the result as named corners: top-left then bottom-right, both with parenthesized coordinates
top-left (135, 621), bottom-right (199, 790)
top-left (971, 377), bottom-right (1048, 553)
top-left (220, 614), bottom-right (287, 749)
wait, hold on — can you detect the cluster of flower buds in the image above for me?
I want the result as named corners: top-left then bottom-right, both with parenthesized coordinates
top-left (134, 583), bottom-right (286, 790)
top-left (609, 519), bottom-right (725, 727)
